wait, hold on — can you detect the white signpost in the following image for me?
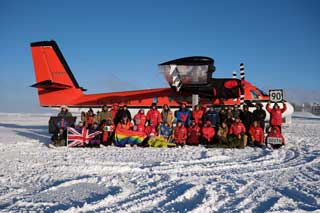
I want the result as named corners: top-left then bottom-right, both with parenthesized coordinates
top-left (267, 137), bottom-right (283, 145)
top-left (269, 89), bottom-right (283, 103)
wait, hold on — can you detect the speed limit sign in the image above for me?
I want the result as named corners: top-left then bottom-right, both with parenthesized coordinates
top-left (269, 89), bottom-right (283, 103)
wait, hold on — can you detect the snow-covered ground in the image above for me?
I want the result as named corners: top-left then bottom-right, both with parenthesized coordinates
top-left (0, 113), bottom-right (319, 212)
top-left (292, 111), bottom-right (320, 119)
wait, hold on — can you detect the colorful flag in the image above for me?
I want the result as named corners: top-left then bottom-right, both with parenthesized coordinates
top-left (115, 128), bottom-right (147, 147)
top-left (67, 127), bottom-right (101, 147)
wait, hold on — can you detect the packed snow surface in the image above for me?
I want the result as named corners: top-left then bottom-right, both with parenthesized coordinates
top-left (0, 113), bottom-right (319, 212)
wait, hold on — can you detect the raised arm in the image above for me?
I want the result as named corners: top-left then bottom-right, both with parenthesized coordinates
top-left (266, 101), bottom-right (272, 113)
top-left (281, 101), bottom-right (287, 113)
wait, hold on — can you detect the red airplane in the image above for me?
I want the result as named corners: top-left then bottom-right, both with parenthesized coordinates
top-left (30, 40), bottom-right (270, 109)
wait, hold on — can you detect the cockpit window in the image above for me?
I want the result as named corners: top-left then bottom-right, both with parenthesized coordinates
top-left (250, 90), bottom-right (259, 99)
top-left (257, 88), bottom-right (268, 96)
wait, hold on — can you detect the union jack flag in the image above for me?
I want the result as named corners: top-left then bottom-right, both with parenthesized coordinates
top-left (67, 127), bottom-right (101, 147)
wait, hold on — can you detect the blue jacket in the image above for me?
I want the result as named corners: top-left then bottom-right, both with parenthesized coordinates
top-left (175, 109), bottom-right (191, 126)
top-left (203, 110), bottom-right (220, 126)
top-left (159, 124), bottom-right (172, 139)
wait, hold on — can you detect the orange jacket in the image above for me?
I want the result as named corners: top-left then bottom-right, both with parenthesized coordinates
top-left (116, 121), bottom-right (133, 130)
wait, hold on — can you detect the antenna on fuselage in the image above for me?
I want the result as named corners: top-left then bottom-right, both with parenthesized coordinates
top-left (232, 71), bottom-right (237, 79)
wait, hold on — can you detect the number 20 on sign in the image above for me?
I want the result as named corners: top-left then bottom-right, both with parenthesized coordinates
top-left (269, 89), bottom-right (283, 103)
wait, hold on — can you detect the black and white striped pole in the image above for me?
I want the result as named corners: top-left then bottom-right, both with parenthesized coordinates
top-left (240, 63), bottom-right (245, 80)
top-left (240, 63), bottom-right (245, 108)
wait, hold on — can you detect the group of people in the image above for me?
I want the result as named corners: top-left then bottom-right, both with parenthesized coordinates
top-left (51, 101), bottom-right (287, 149)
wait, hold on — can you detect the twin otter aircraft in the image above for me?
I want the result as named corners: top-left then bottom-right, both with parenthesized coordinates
top-left (30, 40), bottom-right (293, 122)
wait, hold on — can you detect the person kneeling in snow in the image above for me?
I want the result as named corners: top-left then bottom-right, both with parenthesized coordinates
top-left (134, 117), bottom-right (145, 132)
top-left (187, 120), bottom-right (201, 146)
top-left (228, 117), bottom-right (247, 148)
top-left (117, 116), bottom-right (133, 130)
top-left (266, 126), bottom-right (285, 149)
top-left (201, 121), bottom-right (215, 146)
top-left (101, 119), bottom-right (115, 146)
top-left (159, 122), bottom-right (172, 142)
top-left (87, 122), bottom-right (102, 148)
top-left (51, 127), bottom-right (66, 147)
top-left (145, 121), bottom-right (158, 138)
top-left (173, 121), bottom-right (187, 147)
top-left (248, 121), bottom-right (265, 148)
top-left (217, 121), bottom-right (229, 145)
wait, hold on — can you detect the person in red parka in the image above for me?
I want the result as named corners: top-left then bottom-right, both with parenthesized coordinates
top-left (110, 103), bottom-right (119, 124)
top-left (187, 120), bottom-right (201, 146)
top-left (173, 121), bottom-right (187, 146)
top-left (229, 117), bottom-right (246, 137)
top-left (144, 121), bottom-right (158, 138)
top-left (192, 104), bottom-right (204, 126)
top-left (201, 121), bottom-right (215, 146)
top-left (229, 117), bottom-right (247, 148)
top-left (266, 126), bottom-right (285, 149)
top-left (249, 121), bottom-right (265, 147)
top-left (100, 119), bottom-right (115, 146)
top-left (86, 110), bottom-right (95, 128)
top-left (266, 101), bottom-right (287, 132)
top-left (134, 117), bottom-right (145, 132)
top-left (134, 109), bottom-right (147, 126)
top-left (146, 103), bottom-right (161, 128)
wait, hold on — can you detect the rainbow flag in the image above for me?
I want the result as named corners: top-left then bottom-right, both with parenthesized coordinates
top-left (115, 128), bottom-right (147, 147)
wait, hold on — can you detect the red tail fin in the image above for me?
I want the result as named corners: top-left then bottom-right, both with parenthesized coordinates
top-left (30, 40), bottom-right (84, 106)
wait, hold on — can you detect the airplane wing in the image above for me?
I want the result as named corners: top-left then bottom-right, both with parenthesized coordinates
top-left (159, 56), bottom-right (215, 91)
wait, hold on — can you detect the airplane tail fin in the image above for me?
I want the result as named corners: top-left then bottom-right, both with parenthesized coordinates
top-left (30, 40), bottom-right (85, 106)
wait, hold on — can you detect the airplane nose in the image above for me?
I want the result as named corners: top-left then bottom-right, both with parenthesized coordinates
top-left (283, 101), bottom-right (294, 124)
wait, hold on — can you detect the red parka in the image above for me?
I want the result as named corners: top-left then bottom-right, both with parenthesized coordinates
top-left (202, 126), bottom-right (215, 141)
top-left (174, 125), bottom-right (187, 144)
top-left (134, 112), bottom-right (147, 126)
top-left (187, 125), bottom-right (201, 144)
top-left (192, 110), bottom-right (204, 126)
top-left (266, 127), bottom-right (285, 145)
top-left (145, 126), bottom-right (157, 137)
top-left (229, 122), bottom-right (246, 137)
top-left (146, 109), bottom-right (161, 127)
top-left (87, 116), bottom-right (93, 126)
top-left (110, 104), bottom-right (119, 122)
top-left (249, 126), bottom-right (264, 143)
top-left (136, 124), bottom-right (145, 132)
top-left (101, 123), bottom-right (115, 142)
top-left (266, 103), bottom-right (287, 126)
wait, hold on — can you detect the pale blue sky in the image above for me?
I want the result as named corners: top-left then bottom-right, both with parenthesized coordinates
top-left (0, 0), bottom-right (319, 112)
